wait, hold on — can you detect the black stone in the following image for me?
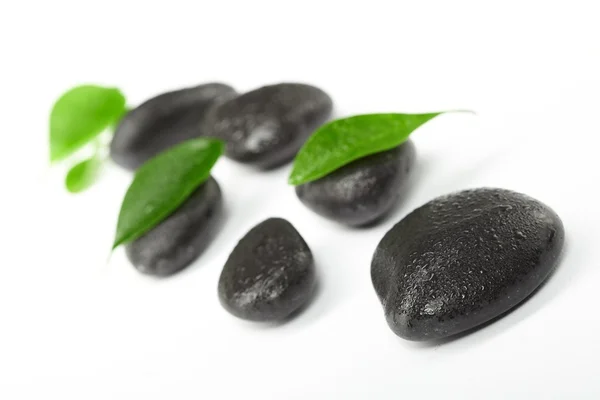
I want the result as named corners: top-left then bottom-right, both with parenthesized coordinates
top-left (204, 83), bottom-right (333, 169)
top-left (295, 140), bottom-right (416, 227)
top-left (218, 218), bottom-right (316, 322)
top-left (110, 83), bottom-right (236, 170)
top-left (371, 188), bottom-right (564, 341)
top-left (126, 177), bottom-right (223, 277)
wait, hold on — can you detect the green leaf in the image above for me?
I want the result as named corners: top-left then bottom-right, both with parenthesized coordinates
top-left (112, 138), bottom-right (224, 249)
top-left (65, 157), bottom-right (102, 193)
top-left (289, 112), bottom-right (455, 185)
top-left (50, 85), bottom-right (126, 162)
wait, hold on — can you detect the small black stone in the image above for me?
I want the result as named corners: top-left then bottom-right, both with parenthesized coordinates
top-left (110, 83), bottom-right (236, 170)
top-left (126, 177), bottom-right (223, 277)
top-left (204, 83), bottom-right (333, 169)
top-left (218, 218), bottom-right (316, 322)
top-left (295, 140), bottom-right (416, 227)
top-left (371, 188), bottom-right (564, 341)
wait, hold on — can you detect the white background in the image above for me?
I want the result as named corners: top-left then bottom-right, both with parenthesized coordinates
top-left (1, 1), bottom-right (599, 399)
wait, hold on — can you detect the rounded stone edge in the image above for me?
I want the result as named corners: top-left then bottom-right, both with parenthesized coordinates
top-left (371, 187), bottom-right (566, 341)
top-left (125, 176), bottom-right (224, 277)
top-left (295, 140), bottom-right (417, 227)
top-left (217, 218), bottom-right (317, 322)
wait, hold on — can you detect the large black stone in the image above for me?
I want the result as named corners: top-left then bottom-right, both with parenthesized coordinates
top-left (126, 177), bottom-right (223, 277)
top-left (110, 83), bottom-right (236, 170)
top-left (218, 218), bottom-right (316, 321)
top-left (371, 188), bottom-right (564, 341)
top-left (295, 140), bottom-right (416, 227)
top-left (204, 83), bottom-right (333, 169)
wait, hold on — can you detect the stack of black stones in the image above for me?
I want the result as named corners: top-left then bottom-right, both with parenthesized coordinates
top-left (110, 82), bottom-right (564, 341)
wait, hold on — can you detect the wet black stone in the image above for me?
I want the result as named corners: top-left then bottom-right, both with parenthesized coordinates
top-left (110, 83), bottom-right (236, 170)
top-left (295, 140), bottom-right (416, 227)
top-left (371, 188), bottom-right (564, 341)
top-left (204, 83), bottom-right (333, 169)
top-left (126, 177), bottom-right (223, 277)
top-left (218, 218), bottom-right (316, 322)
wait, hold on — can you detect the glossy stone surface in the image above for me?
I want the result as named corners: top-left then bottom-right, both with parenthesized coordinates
top-left (204, 83), bottom-right (333, 169)
top-left (218, 218), bottom-right (315, 321)
top-left (111, 83), bottom-right (236, 170)
top-left (295, 140), bottom-right (416, 227)
top-left (126, 177), bottom-right (223, 277)
top-left (371, 188), bottom-right (564, 341)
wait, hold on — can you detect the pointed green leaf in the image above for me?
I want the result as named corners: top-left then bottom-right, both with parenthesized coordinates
top-left (50, 85), bottom-right (126, 162)
top-left (113, 138), bottom-right (224, 249)
top-left (65, 157), bottom-right (102, 193)
top-left (289, 112), bottom-right (452, 185)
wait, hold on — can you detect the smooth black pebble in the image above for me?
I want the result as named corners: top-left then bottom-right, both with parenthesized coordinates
top-left (111, 83), bottom-right (236, 170)
top-left (371, 188), bottom-right (564, 341)
top-left (126, 176), bottom-right (223, 277)
top-left (295, 140), bottom-right (416, 227)
top-left (218, 218), bottom-right (316, 322)
top-left (204, 83), bottom-right (333, 169)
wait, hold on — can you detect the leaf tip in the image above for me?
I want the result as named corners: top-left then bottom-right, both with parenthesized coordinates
top-left (105, 250), bottom-right (114, 266)
top-left (111, 232), bottom-right (125, 251)
top-left (65, 185), bottom-right (78, 194)
top-left (288, 165), bottom-right (304, 186)
top-left (449, 109), bottom-right (477, 116)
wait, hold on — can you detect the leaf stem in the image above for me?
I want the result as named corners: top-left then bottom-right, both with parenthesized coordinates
top-left (92, 138), bottom-right (109, 163)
